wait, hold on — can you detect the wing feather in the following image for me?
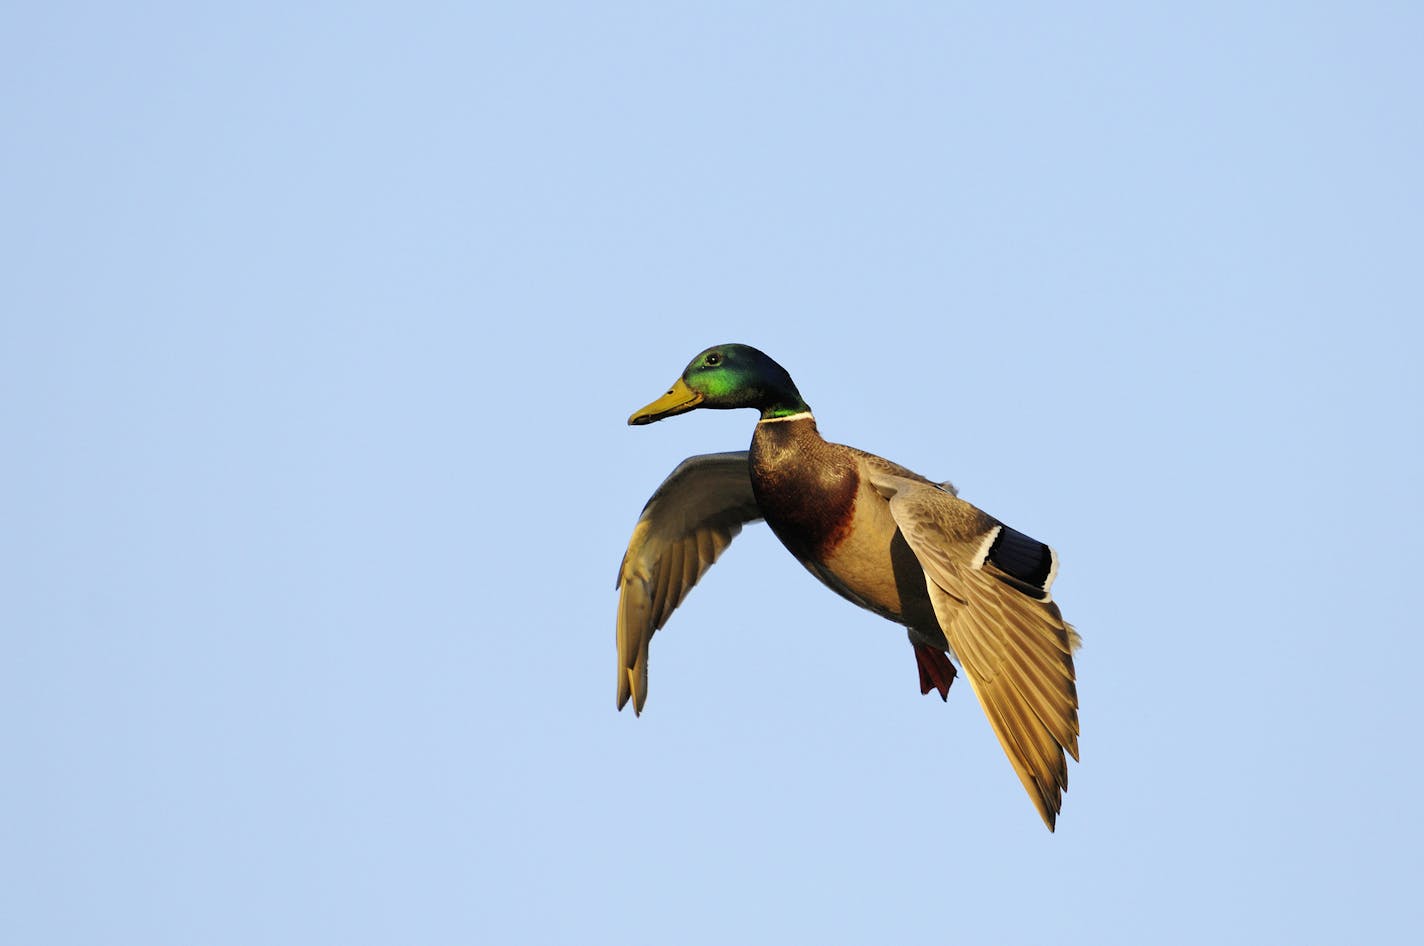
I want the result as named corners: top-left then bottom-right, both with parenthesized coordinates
top-left (869, 469), bottom-right (1081, 830)
top-left (616, 451), bottom-right (763, 713)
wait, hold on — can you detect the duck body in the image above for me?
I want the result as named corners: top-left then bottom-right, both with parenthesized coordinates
top-left (750, 414), bottom-right (942, 638)
top-left (617, 343), bottom-right (1080, 830)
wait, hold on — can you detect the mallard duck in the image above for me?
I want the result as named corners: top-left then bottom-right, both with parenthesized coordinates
top-left (616, 344), bottom-right (1081, 830)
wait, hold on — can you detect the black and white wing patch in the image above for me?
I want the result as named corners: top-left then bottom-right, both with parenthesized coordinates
top-left (973, 524), bottom-right (1059, 601)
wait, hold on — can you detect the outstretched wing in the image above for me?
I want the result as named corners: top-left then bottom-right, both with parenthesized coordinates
top-left (617, 451), bottom-right (763, 714)
top-left (868, 469), bottom-right (1081, 830)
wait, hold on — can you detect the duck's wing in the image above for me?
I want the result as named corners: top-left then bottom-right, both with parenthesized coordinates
top-left (617, 451), bottom-right (763, 714)
top-left (866, 467), bottom-right (1081, 831)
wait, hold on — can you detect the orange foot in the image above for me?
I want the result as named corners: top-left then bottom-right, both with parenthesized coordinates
top-left (914, 643), bottom-right (956, 701)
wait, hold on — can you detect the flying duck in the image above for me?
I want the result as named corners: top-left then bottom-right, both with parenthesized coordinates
top-left (615, 344), bottom-right (1081, 830)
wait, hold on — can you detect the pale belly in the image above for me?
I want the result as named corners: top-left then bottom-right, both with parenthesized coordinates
top-left (779, 481), bottom-right (942, 640)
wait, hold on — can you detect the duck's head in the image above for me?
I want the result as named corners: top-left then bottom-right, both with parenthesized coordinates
top-left (629, 343), bottom-right (810, 425)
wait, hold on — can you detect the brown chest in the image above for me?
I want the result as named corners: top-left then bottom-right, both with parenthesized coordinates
top-left (749, 417), bottom-right (858, 560)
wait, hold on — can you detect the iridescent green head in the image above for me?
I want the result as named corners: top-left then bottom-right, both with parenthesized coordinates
top-left (629, 344), bottom-right (810, 425)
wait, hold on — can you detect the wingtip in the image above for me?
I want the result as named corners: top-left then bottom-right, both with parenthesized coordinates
top-left (1034, 779), bottom-right (1066, 833)
top-left (617, 668), bottom-right (633, 713)
top-left (1034, 794), bottom-right (1060, 832)
top-left (617, 667), bottom-right (647, 716)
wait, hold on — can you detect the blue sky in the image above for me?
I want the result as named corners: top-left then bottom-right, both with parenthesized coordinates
top-left (4, 2), bottom-right (1422, 943)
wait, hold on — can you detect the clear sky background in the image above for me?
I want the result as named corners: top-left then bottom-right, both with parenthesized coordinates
top-left (4, 2), bottom-right (1422, 944)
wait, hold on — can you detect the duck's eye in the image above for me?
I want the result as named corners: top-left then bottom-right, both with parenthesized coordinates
top-left (704, 352), bottom-right (721, 367)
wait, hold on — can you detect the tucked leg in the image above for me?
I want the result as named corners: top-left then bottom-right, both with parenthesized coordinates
top-left (913, 642), bottom-right (956, 701)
